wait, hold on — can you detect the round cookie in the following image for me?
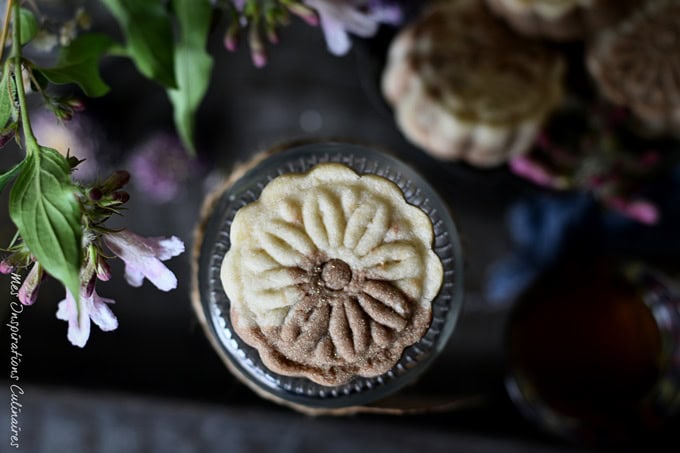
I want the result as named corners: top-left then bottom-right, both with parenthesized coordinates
top-left (221, 163), bottom-right (443, 386)
top-left (587, 0), bottom-right (680, 133)
top-left (382, 0), bottom-right (565, 167)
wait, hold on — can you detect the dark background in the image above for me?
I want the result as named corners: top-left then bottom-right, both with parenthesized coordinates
top-left (0, 2), bottom-right (675, 452)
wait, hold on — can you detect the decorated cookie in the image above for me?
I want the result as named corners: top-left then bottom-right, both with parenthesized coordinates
top-left (485, 0), bottom-right (637, 41)
top-left (381, 0), bottom-right (564, 167)
top-left (587, 0), bottom-right (680, 133)
top-left (221, 163), bottom-right (443, 386)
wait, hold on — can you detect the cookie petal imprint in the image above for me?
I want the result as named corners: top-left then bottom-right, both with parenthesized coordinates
top-left (381, 0), bottom-right (564, 167)
top-left (587, 0), bottom-right (680, 133)
top-left (221, 164), bottom-right (443, 386)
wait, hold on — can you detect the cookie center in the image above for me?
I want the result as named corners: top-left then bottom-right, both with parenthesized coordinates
top-left (321, 259), bottom-right (352, 290)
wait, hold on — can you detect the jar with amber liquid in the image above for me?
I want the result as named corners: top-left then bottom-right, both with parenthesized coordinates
top-left (506, 258), bottom-right (680, 446)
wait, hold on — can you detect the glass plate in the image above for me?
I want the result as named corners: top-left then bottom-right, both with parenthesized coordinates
top-left (195, 142), bottom-right (464, 408)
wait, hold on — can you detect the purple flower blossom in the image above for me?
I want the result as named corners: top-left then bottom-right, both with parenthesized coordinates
top-left (127, 133), bottom-right (201, 203)
top-left (102, 230), bottom-right (184, 291)
top-left (304, 0), bottom-right (402, 55)
top-left (56, 288), bottom-right (118, 348)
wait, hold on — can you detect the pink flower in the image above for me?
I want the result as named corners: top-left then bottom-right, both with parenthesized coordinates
top-left (304, 0), bottom-right (402, 55)
top-left (102, 230), bottom-right (184, 291)
top-left (608, 197), bottom-right (660, 225)
top-left (510, 156), bottom-right (556, 188)
top-left (56, 288), bottom-right (118, 348)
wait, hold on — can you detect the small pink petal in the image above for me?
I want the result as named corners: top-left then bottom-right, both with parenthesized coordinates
top-left (510, 157), bottom-right (555, 188)
top-left (319, 15), bottom-right (351, 55)
top-left (103, 230), bottom-right (184, 291)
top-left (89, 294), bottom-right (118, 332)
top-left (57, 290), bottom-right (91, 348)
top-left (57, 289), bottom-right (118, 347)
top-left (144, 236), bottom-right (184, 261)
top-left (141, 259), bottom-right (178, 291)
top-left (624, 201), bottom-right (660, 225)
top-left (608, 197), bottom-right (660, 225)
top-left (123, 265), bottom-right (145, 287)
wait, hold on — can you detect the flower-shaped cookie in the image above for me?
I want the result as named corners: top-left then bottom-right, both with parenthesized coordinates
top-left (587, 0), bottom-right (680, 133)
top-left (221, 164), bottom-right (443, 386)
top-left (382, 0), bottom-right (564, 167)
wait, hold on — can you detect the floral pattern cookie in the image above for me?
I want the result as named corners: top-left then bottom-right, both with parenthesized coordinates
top-left (221, 163), bottom-right (443, 386)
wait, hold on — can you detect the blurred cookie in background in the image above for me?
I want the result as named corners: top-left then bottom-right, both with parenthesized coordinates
top-left (381, 0), bottom-right (564, 167)
top-left (587, 0), bottom-right (680, 135)
top-left (485, 0), bottom-right (637, 41)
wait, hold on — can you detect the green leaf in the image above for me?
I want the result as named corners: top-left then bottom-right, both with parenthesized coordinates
top-left (36, 34), bottom-right (115, 97)
top-left (0, 66), bottom-right (17, 128)
top-left (167, 0), bottom-right (213, 154)
top-left (19, 8), bottom-right (38, 45)
top-left (9, 148), bottom-right (82, 302)
top-left (0, 158), bottom-right (25, 195)
top-left (102, 0), bottom-right (176, 88)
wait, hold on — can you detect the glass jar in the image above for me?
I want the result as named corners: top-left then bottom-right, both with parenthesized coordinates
top-left (505, 258), bottom-right (680, 445)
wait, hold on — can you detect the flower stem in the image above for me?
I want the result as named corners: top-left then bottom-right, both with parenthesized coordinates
top-left (11, 0), bottom-right (39, 155)
top-left (0, 0), bottom-right (13, 62)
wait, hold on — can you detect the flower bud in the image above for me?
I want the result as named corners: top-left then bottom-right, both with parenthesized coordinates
top-left (248, 24), bottom-right (267, 68)
top-left (84, 273), bottom-right (96, 298)
top-left (56, 106), bottom-right (74, 122)
top-left (18, 263), bottom-right (44, 306)
top-left (224, 22), bottom-right (240, 52)
top-left (66, 98), bottom-right (86, 112)
top-left (287, 2), bottom-right (319, 26)
top-left (112, 191), bottom-right (130, 204)
top-left (88, 187), bottom-right (103, 201)
top-left (0, 258), bottom-right (13, 274)
top-left (100, 170), bottom-right (131, 193)
top-left (0, 126), bottom-right (16, 148)
top-left (96, 256), bottom-right (112, 282)
top-left (267, 28), bottom-right (279, 44)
